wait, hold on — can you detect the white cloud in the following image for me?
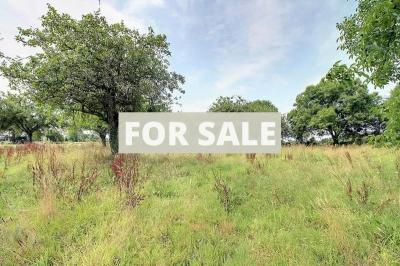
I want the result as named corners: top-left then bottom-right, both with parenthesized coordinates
top-left (127, 0), bottom-right (164, 12)
top-left (214, 56), bottom-right (281, 92)
top-left (177, 97), bottom-right (214, 112)
top-left (4, 0), bottom-right (153, 31)
top-left (209, 0), bottom-right (301, 94)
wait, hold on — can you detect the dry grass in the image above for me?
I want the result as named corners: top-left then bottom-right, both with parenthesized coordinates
top-left (0, 143), bottom-right (399, 265)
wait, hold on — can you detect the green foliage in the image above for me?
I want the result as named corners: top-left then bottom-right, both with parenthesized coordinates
top-left (45, 129), bottom-right (64, 142)
top-left (208, 96), bottom-right (248, 112)
top-left (1, 144), bottom-right (400, 264)
top-left (0, 5), bottom-right (184, 153)
top-left (209, 96), bottom-right (278, 112)
top-left (288, 63), bottom-right (384, 144)
top-left (79, 114), bottom-right (109, 146)
top-left (213, 174), bottom-right (243, 213)
top-left (244, 99), bottom-right (278, 112)
top-left (381, 86), bottom-right (400, 145)
top-left (337, 0), bottom-right (400, 87)
top-left (0, 94), bottom-right (12, 131)
top-left (0, 93), bottom-right (55, 141)
top-left (281, 114), bottom-right (294, 143)
top-left (60, 112), bottom-right (108, 145)
top-left (287, 107), bottom-right (311, 143)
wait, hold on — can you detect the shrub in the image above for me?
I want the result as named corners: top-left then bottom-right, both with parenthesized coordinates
top-left (111, 154), bottom-right (144, 207)
top-left (28, 145), bottom-right (99, 202)
top-left (213, 172), bottom-right (242, 213)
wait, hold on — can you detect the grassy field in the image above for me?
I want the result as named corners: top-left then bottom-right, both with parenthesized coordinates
top-left (0, 143), bottom-right (399, 265)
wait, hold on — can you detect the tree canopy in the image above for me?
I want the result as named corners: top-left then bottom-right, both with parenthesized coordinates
top-left (382, 85), bottom-right (400, 145)
top-left (208, 96), bottom-right (278, 112)
top-left (0, 93), bottom-right (55, 142)
top-left (288, 63), bottom-right (384, 144)
top-left (0, 5), bottom-right (184, 153)
top-left (337, 0), bottom-right (400, 87)
top-left (62, 112), bottom-right (109, 146)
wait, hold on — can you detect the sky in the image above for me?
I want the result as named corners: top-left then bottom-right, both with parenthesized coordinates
top-left (0, 0), bottom-right (378, 113)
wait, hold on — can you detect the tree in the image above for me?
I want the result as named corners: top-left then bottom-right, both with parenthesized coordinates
top-left (244, 100), bottom-right (278, 112)
top-left (382, 86), bottom-right (400, 145)
top-left (337, 0), bottom-right (400, 87)
top-left (208, 96), bottom-right (278, 112)
top-left (281, 114), bottom-right (294, 144)
top-left (53, 109), bottom-right (108, 144)
top-left (287, 107), bottom-right (311, 144)
top-left (0, 93), bottom-right (54, 142)
top-left (208, 96), bottom-right (248, 112)
top-left (83, 116), bottom-right (109, 147)
top-left (1, 5), bottom-right (184, 153)
top-left (74, 112), bottom-right (109, 146)
top-left (0, 94), bottom-right (12, 131)
top-left (288, 63), bottom-right (384, 145)
top-left (208, 96), bottom-right (278, 158)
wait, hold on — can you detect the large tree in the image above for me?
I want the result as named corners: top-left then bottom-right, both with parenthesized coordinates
top-left (337, 0), bottom-right (400, 87)
top-left (0, 93), bottom-right (54, 142)
top-left (288, 63), bottom-right (384, 145)
top-left (0, 5), bottom-right (184, 153)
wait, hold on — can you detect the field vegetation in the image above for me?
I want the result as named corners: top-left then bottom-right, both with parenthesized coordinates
top-left (0, 143), bottom-right (399, 265)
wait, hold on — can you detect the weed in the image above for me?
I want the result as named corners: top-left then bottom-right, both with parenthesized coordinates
top-left (4, 147), bottom-right (14, 169)
top-left (28, 146), bottom-right (98, 202)
top-left (272, 188), bottom-right (283, 205)
top-left (48, 147), bottom-right (64, 181)
top-left (214, 178), bottom-right (233, 213)
top-left (395, 154), bottom-right (400, 179)
top-left (345, 178), bottom-right (353, 200)
top-left (245, 153), bottom-right (256, 163)
top-left (1, 143), bottom-right (400, 265)
top-left (254, 160), bottom-right (264, 171)
top-left (356, 181), bottom-right (369, 204)
top-left (28, 148), bottom-right (45, 187)
top-left (375, 198), bottom-right (393, 213)
top-left (196, 153), bottom-right (214, 163)
top-left (111, 154), bottom-right (144, 207)
top-left (77, 162), bottom-right (99, 201)
top-left (284, 153), bottom-right (293, 160)
top-left (213, 172), bottom-right (241, 213)
top-left (344, 151), bottom-right (353, 167)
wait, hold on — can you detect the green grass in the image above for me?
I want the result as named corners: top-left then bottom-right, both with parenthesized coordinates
top-left (0, 143), bottom-right (399, 265)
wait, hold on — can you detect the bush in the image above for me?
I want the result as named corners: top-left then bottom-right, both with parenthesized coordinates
top-left (46, 129), bottom-right (64, 142)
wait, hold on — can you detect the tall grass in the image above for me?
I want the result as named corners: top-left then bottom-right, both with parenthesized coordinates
top-left (0, 143), bottom-right (399, 265)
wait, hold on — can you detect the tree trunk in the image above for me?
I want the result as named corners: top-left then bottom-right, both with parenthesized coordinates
top-left (27, 132), bottom-right (33, 143)
top-left (108, 114), bottom-right (119, 154)
top-left (99, 132), bottom-right (107, 147)
top-left (331, 134), bottom-right (339, 145)
top-left (11, 131), bottom-right (16, 143)
top-left (328, 128), bottom-right (339, 145)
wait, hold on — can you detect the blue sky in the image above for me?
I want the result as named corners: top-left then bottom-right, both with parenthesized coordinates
top-left (0, 0), bottom-right (360, 112)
